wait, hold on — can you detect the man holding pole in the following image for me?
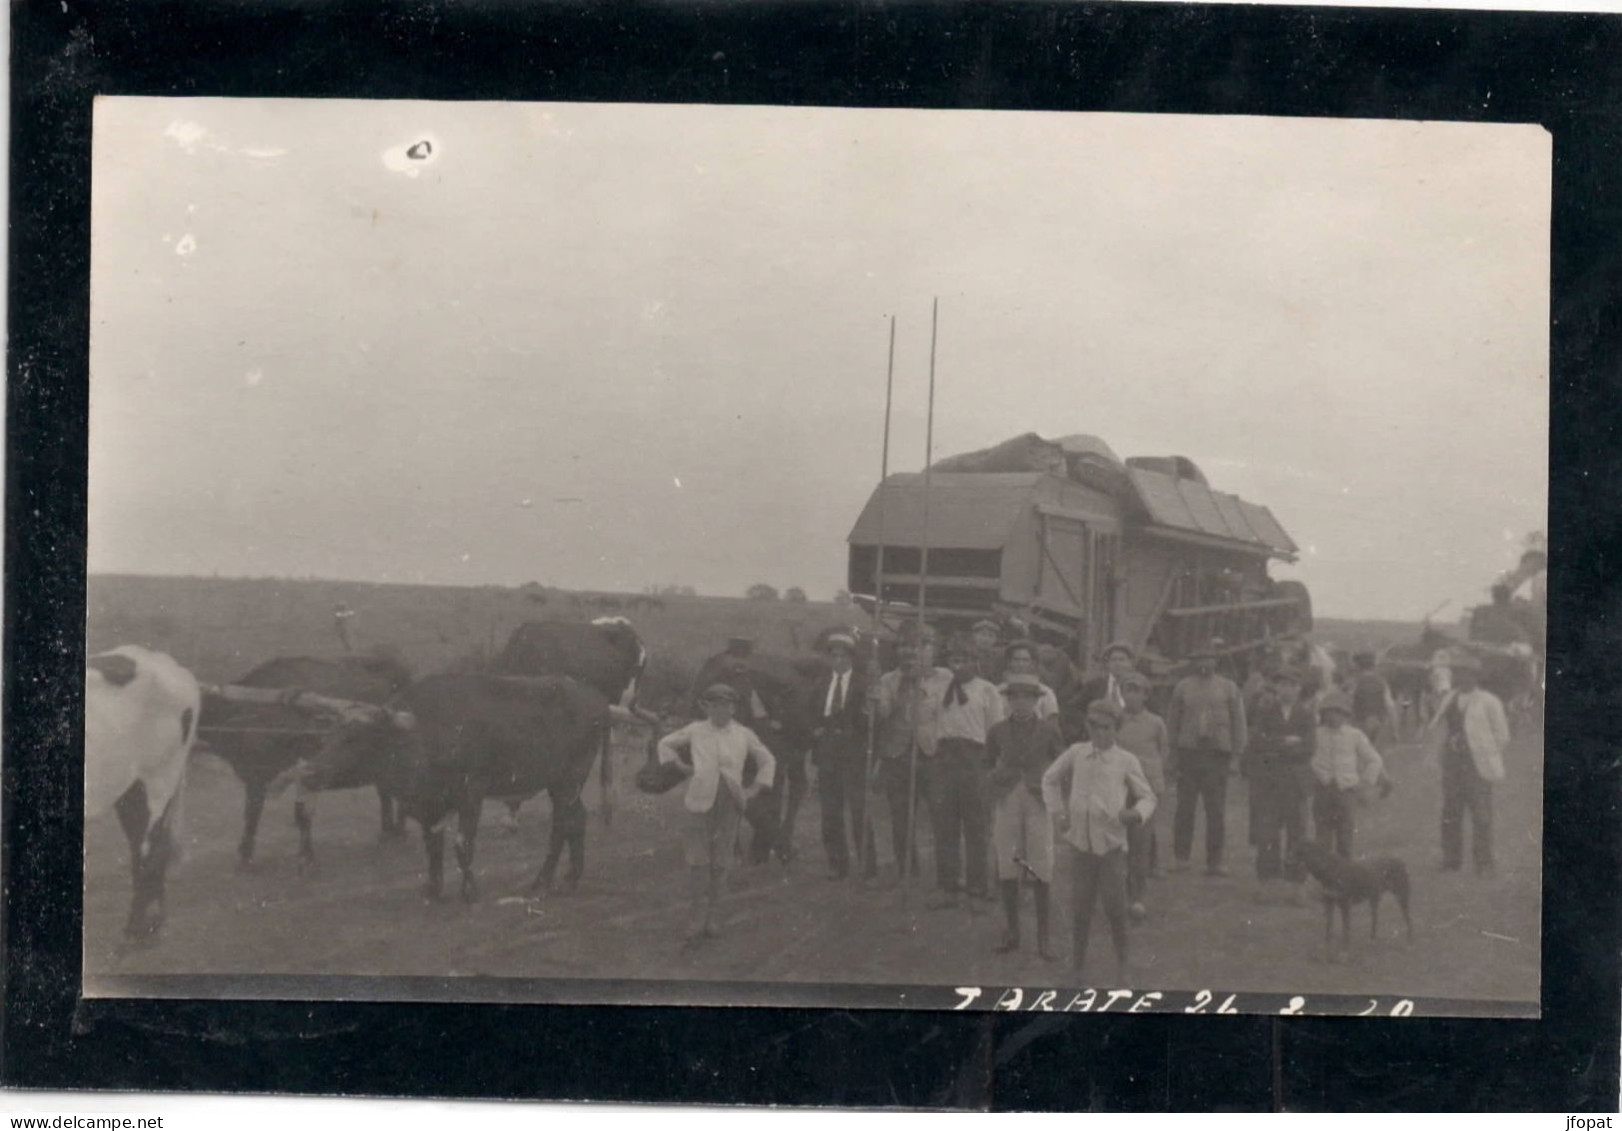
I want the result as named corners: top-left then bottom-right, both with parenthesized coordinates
top-left (871, 629), bottom-right (948, 883)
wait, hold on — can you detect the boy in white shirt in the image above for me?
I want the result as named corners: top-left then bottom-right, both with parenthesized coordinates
top-left (1309, 693), bottom-right (1386, 858)
top-left (1042, 699), bottom-right (1156, 984)
top-left (657, 684), bottom-right (776, 944)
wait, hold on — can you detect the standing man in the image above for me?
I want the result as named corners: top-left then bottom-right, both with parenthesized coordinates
top-left (928, 638), bottom-right (1004, 908)
top-left (871, 631), bottom-right (949, 882)
top-left (1247, 668), bottom-right (1316, 883)
top-left (1116, 671), bottom-right (1169, 914)
top-left (1166, 638), bottom-right (1248, 877)
top-left (1350, 652), bottom-right (1400, 754)
top-left (971, 619), bottom-right (1005, 683)
top-left (1063, 641), bottom-right (1139, 743)
top-left (811, 633), bottom-right (874, 880)
top-left (1084, 642), bottom-right (1140, 713)
top-left (1428, 651), bottom-right (1509, 877)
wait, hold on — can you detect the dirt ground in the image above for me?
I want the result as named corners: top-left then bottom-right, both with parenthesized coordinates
top-left (86, 722), bottom-right (1542, 1010)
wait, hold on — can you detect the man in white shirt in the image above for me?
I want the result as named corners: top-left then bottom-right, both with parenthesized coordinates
top-left (657, 684), bottom-right (776, 943)
top-left (926, 639), bottom-right (1004, 909)
top-left (1428, 652), bottom-right (1510, 877)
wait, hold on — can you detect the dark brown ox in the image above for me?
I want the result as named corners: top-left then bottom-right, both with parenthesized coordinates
top-left (198, 653), bottom-right (413, 868)
top-left (492, 617), bottom-right (649, 826)
top-left (301, 673), bottom-right (611, 902)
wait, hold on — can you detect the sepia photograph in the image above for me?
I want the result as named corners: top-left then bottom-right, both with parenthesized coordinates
top-left (84, 96), bottom-right (1549, 1016)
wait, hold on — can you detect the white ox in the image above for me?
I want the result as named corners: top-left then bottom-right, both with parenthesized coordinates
top-left (86, 645), bottom-right (201, 940)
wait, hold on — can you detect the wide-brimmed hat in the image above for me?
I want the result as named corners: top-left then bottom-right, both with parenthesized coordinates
top-left (1002, 673), bottom-right (1045, 697)
top-left (725, 637), bottom-right (754, 657)
top-left (1101, 641), bottom-right (1136, 662)
top-left (1120, 671), bottom-right (1150, 693)
top-left (700, 683), bottom-right (740, 705)
top-left (1448, 650), bottom-right (1483, 672)
top-left (971, 619), bottom-right (1001, 637)
top-left (1318, 692), bottom-right (1353, 717)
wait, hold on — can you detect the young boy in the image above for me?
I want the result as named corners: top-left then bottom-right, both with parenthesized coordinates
top-left (1115, 672), bottom-right (1168, 918)
top-left (1042, 699), bottom-right (1157, 984)
top-left (986, 674), bottom-right (1068, 958)
top-left (657, 684), bottom-right (776, 946)
top-left (1309, 692), bottom-right (1385, 858)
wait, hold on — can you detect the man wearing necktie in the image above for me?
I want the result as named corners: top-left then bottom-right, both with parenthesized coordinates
top-left (811, 633), bottom-right (874, 880)
top-left (1064, 641), bottom-right (1139, 745)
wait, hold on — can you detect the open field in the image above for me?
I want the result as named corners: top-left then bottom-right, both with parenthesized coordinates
top-left (87, 574), bottom-right (1436, 695)
top-left (87, 574), bottom-right (872, 704)
top-left (84, 573), bottom-right (1539, 1009)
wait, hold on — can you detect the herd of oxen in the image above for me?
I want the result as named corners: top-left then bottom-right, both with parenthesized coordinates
top-left (84, 612), bottom-right (1540, 947)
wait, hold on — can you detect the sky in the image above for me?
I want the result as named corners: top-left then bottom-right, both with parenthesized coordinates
top-left (89, 98), bottom-right (1549, 620)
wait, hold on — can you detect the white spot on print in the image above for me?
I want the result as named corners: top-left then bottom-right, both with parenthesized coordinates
top-left (244, 369), bottom-right (264, 387)
top-left (175, 234), bottom-right (197, 256)
top-left (673, 477), bottom-right (682, 489)
top-left (164, 120), bottom-right (209, 153)
top-left (242, 147), bottom-right (288, 160)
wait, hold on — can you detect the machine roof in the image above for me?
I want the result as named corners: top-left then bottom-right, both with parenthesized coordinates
top-left (846, 473), bottom-right (1038, 549)
top-left (1127, 467), bottom-right (1298, 557)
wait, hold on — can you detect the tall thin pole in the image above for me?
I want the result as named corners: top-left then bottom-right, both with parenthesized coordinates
top-left (902, 297), bottom-right (939, 907)
top-left (856, 316), bottom-right (896, 886)
top-left (917, 297), bottom-right (938, 634)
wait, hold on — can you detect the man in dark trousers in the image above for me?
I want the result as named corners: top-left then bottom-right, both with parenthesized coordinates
top-left (1166, 638), bottom-right (1248, 876)
top-left (1349, 651), bottom-right (1399, 755)
top-left (1428, 651), bottom-right (1509, 877)
top-left (811, 632), bottom-right (875, 880)
top-left (1246, 668), bottom-right (1316, 883)
top-left (928, 637), bottom-right (1004, 908)
top-left (871, 631), bottom-right (950, 882)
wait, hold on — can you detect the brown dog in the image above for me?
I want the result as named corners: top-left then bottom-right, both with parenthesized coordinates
top-left (1294, 840), bottom-right (1413, 955)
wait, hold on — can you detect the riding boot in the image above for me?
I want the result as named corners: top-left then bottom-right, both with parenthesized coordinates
top-left (1034, 881), bottom-right (1055, 960)
top-left (995, 880), bottom-right (1021, 952)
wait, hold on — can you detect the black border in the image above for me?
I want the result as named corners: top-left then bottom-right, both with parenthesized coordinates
top-left (8, 0), bottom-right (1621, 1110)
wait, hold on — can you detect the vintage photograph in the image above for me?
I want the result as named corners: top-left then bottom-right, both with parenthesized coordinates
top-left (85, 97), bottom-right (1548, 1014)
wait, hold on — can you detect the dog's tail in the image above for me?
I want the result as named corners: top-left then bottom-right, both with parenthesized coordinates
top-left (1382, 859), bottom-right (1414, 938)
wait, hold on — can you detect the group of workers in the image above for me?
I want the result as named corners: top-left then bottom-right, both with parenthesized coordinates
top-left (654, 618), bottom-right (1514, 982)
